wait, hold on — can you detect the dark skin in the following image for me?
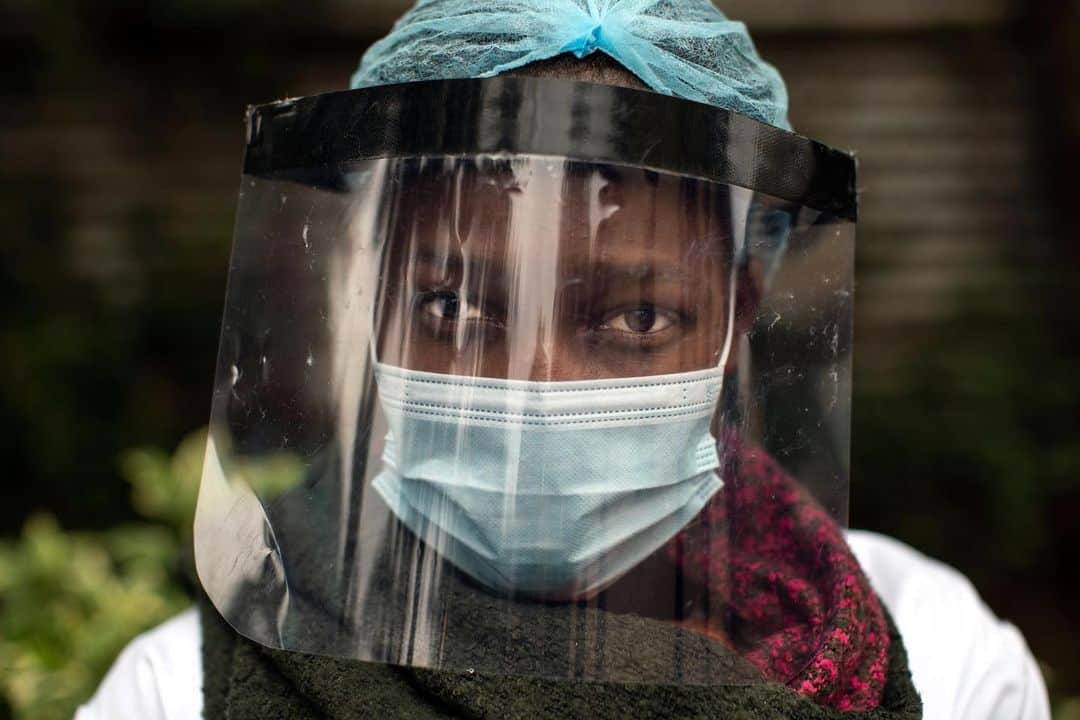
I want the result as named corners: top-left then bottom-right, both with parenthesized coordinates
top-left (372, 158), bottom-right (746, 644)
top-left (371, 57), bottom-right (762, 645)
top-left (376, 161), bottom-right (737, 381)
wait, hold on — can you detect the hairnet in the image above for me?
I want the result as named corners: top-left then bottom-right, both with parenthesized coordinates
top-left (350, 0), bottom-right (791, 130)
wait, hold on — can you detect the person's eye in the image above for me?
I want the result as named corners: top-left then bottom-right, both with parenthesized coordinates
top-left (603, 305), bottom-right (678, 335)
top-left (418, 291), bottom-right (485, 323)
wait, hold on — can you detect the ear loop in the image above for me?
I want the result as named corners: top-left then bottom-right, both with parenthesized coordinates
top-left (746, 202), bottom-right (794, 289)
top-left (705, 188), bottom-right (754, 443)
top-left (717, 187), bottom-right (753, 373)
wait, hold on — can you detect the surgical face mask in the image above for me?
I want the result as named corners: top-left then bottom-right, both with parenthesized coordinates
top-left (371, 361), bottom-right (725, 600)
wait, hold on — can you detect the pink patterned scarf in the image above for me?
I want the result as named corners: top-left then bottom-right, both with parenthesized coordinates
top-left (666, 443), bottom-right (890, 711)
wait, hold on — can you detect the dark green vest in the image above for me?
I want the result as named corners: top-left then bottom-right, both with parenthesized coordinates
top-left (199, 594), bottom-right (922, 720)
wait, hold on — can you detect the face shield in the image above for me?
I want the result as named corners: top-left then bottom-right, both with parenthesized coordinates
top-left (195, 78), bottom-right (857, 686)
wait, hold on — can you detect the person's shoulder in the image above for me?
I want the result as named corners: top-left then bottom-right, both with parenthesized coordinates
top-left (74, 606), bottom-right (203, 720)
top-left (846, 529), bottom-right (1050, 720)
top-left (846, 529), bottom-right (986, 614)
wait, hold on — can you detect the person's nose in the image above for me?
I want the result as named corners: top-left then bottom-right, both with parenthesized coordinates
top-left (526, 340), bottom-right (579, 382)
top-left (527, 342), bottom-right (555, 382)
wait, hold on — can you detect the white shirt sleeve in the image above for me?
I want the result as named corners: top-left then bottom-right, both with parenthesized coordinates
top-left (74, 607), bottom-right (204, 720)
top-left (847, 530), bottom-right (1051, 720)
top-left (75, 534), bottom-right (1051, 720)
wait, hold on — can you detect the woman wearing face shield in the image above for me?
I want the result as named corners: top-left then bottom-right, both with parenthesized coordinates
top-left (77, 1), bottom-right (1050, 719)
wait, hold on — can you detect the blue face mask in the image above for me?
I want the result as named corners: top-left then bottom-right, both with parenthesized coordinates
top-left (371, 361), bottom-right (724, 600)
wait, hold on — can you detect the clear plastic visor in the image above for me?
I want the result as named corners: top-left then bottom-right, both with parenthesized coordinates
top-left (195, 154), bottom-right (855, 686)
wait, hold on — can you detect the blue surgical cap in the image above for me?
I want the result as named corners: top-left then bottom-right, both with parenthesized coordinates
top-left (350, 0), bottom-right (791, 130)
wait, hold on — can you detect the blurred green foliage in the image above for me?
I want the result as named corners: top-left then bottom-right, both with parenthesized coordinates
top-left (852, 265), bottom-right (1080, 584)
top-left (0, 429), bottom-right (304, 720)
top-left (0, 518), bottom-right (186, 720)
top-left (851, 251), bottom-right (1080, 716)
top-left (1059, 698), bottom-right (1080, 720)
top-left (0, 431), bottom-right (204, 720)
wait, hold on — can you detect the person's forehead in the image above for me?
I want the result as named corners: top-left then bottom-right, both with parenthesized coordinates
top-left (395, 161), bottom-right (731, 256)
top-left (408, 243), bottom-right (699, 287)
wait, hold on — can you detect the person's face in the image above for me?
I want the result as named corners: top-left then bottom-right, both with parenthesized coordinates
top-left (375, 159), bottom-right (738, 380)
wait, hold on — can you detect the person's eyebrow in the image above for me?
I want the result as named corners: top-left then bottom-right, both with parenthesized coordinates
top-left (411, 244), bottom-right (463, 274)
top-left (409, 246), bottom-right (509, 297)
top-left (412, 244), bottom-right (693, 284)
top-left (587, 260), bottom-right (692, 285)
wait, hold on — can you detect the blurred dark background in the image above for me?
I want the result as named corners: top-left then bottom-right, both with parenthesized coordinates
top-left (1, 0), bottom-right (1078, 714)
